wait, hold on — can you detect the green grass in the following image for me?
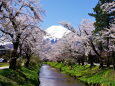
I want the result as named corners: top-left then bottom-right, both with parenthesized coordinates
top-left (0, 63), bottom-right (41, 86)
top-left (47, 62), bottom-right (115, 86)
top-left (0, 63), bottom-right (9, 67)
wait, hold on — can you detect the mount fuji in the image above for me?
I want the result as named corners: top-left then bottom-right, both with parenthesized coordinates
top-left (44, 25), bottom-right (70, 43)
top-left (0, 42), bottom-right (13, 49)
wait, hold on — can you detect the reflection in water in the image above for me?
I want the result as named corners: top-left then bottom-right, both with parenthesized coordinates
top-left (39, 64), bottom-right (86, 86)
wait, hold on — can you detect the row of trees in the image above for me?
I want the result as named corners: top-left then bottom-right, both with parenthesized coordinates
top-left (0, 0), bottom-right (45, 70)
top-left (44, 0), bottom-right (115, 69)
top-left (1, 0), bottom-right (113, 70)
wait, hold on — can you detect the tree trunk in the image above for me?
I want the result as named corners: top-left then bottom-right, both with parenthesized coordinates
top-left (107, 62), bottom-right (110, 67)
top-left (88, 53), bottom-right (94, 67)
top-left (99, 61), bottom-right (103, 68)
top-left (90, 61), bottom-right (94, 67)
top-left (78, 60), bottom-right (80, 65)
top-left (112, 51), bottom-right (115, 70)
top-left (90, 39), bottom-right (100, 57)
top-left (107, 59), bottom-right (110, 67)
top-left (25, 56), bottom-right (30, 67)
top-left (82, 61), bottom-right (84, 66)
top-left (9, 57), bottom-right (17, 70)
top-left (9, 42), bottom-right (19, 70)
top-left (113, 65), bottom-right (115, 70)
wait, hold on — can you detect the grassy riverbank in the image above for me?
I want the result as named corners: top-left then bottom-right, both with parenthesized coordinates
top-left (47, 62), bottom-right (115, 86)
top-left (0, 63), bottom-right (9, 67)
top-left (0, 63), bottom-right (41, 86)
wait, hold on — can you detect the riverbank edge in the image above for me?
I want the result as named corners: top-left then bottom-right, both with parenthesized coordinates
top-left (46, 62), bottom-right (115, 86)
top-left (0, 63), bottom-right (41, 86)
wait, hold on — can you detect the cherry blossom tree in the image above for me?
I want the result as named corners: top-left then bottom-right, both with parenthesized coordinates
top-left (0, 0), bottom-right (43, 69)
top-left (19, 28), bottom-right (45, 67)
top-left (60, 18), bottom-right (115, 68)
top-left (60, 19), bottom-right (100, 66)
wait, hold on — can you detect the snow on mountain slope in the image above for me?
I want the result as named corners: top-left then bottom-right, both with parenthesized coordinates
top-left (0, 42), bottom-right (12, 45)
top-left (44, 25), bottom-right (70, 40)
top-left (0, 42), bottom-right (13, 49)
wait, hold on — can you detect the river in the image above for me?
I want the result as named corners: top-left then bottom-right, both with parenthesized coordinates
top-left (39, 64), bottom-right (86, 86)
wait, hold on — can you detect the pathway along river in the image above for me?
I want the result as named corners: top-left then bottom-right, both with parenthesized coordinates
top-left (39, 64), bottom-right (86, 86)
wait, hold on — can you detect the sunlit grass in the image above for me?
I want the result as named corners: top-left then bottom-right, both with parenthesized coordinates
top-left (0, 63), bottom-right (41, 86)
top-left (47, 62), bottom-right (115, 86)
top-left (0, 63), bottom-right (9, 67)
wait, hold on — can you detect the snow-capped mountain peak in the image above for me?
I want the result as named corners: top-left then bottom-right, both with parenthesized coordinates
top-left (44, 25), bottom-right (70, 39)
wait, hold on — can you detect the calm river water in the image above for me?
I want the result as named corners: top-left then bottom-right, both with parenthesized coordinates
top-left (39, 64), bottom-right (86, 86)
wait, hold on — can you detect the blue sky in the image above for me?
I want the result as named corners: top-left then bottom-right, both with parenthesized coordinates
top-left (40, 0), bottom-right (98, 29)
